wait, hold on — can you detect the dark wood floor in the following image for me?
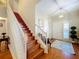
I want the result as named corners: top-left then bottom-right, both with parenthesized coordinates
top-left (36, 43), bottom-right (79, 59)
top-left (0, 50), bottom-right (12, 59)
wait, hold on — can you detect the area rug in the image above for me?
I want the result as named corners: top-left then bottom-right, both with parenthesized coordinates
top-left (51, 40), bottom-right (75, 54)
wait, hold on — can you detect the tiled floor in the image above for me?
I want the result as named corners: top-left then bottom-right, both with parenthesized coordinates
top-left (36, 43), bottom-right (79, 59)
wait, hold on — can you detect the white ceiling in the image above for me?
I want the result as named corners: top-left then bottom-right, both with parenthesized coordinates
top-left (36, 0), bottom-right (79, 17)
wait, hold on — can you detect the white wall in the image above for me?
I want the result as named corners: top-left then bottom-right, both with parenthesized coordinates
top-left (48, 15), bottom-right (64, 39)
top-left (0, 19), bottom-right (7, 35)
top-left (0, 5), bottom-right (6, 17)
top-left (18, 0), bottom-right (37, 34)
top-left (7, 3), bottom-right (26, 59)
top-left (0, 5), bottom-right (7, 36)
top-left (48, 9), bottom-right (79, 40)
top-left (9, 0), bottom-right (37, 34)
top-left (69, 10), bottom-right (79, 31)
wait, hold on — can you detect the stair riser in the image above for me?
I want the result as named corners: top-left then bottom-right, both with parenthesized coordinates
top-left (28, 36), bottom-right (35, 40)
top-left (27, 42), bottom-right (37, 50)
top-left (27, 33), bottom-right (33, 36)
top-left (27, 40), bottom-right (36, 46)
top-left (28, 49), bottom-right (44, 59)
top-left (25, 30), bottom-right (31, 33)
top-left (28, 44), bottom-right (40, 55)
top-left (23, 27), bottom-right (29, 30)
top-left (34, 50), bottom-right (44, 59)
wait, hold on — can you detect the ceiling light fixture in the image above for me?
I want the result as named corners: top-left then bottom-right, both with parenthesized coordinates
top-left (59, 15), bottom-right (64, 18)
top-left (54, 0), bottom-right (66, 18)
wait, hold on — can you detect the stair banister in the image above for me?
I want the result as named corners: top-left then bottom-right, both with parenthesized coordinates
top-left (35, 24), bottom-right (48, 53)
top-left (35, 24), bottom-right (48, 44)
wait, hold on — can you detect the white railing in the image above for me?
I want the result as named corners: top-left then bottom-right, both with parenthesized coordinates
top-left (35, 24), bottom-right (48, 53)
top-left (35, 24), bottom-right (47, 37)
top-left (35, 24), bottom-right (48, 44)
top-left (7, 4), bottom-right (26, 59)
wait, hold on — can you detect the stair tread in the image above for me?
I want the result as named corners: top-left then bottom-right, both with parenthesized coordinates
top-left (28, 43), bottom-right (39, 50)
top-left (28, 44), bottom-right (40, 55)
top-left (28, 48), bottom-right (44, 59)
top-left (27, 33), bottom-right (32, 36)
top-left (22, 27), bottom-right (29, 30)
top-left (28, 36), bottom-right (35, 40)
top-left (28, 38), bottom-right (34, 42)
top-left (27, 39), bottom-right (36, 45)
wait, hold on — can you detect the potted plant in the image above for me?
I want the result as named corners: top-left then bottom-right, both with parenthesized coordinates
top-left (70, 26), bottom-right (77, 41)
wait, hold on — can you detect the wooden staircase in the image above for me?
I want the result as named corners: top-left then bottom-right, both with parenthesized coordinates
top-left (14, 12), bottom-right (44, 59)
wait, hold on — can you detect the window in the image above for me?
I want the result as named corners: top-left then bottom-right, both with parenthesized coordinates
top-left (64, 22), bottom-right (69, 39)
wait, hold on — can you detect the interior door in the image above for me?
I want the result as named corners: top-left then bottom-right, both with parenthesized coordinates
top-left (52, 21), bottom-right (63, 40)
